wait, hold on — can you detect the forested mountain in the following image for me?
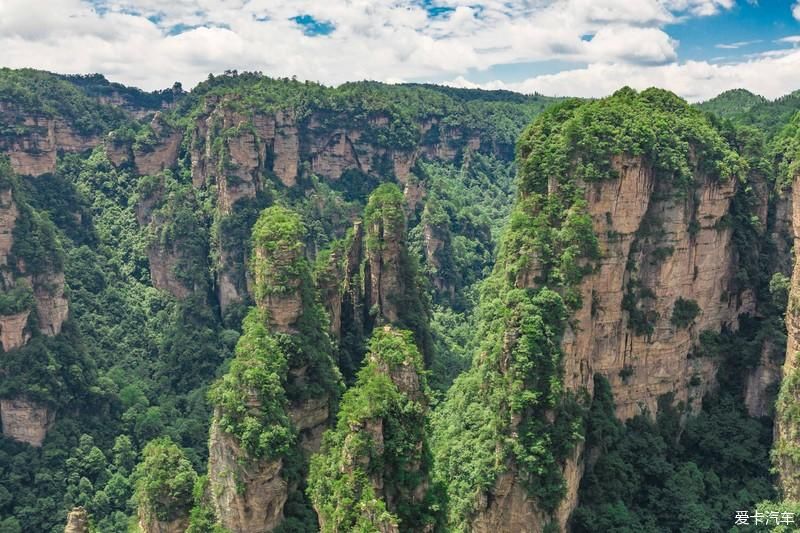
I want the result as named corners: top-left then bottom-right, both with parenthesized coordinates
top-left (0, 68), bottom-right (799, 533)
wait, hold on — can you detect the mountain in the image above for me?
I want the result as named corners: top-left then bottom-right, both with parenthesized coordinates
top-left (0, 68), bottom-right (798, 533)
top-left (696, 88), bottom-right (767, 119)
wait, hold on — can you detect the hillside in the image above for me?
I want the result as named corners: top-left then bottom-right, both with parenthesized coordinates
top-left (0, 69), bottom-right (799, 533)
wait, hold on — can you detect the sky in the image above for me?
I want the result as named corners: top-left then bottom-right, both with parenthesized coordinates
top-left (2, 0), bottom-right (800, 101)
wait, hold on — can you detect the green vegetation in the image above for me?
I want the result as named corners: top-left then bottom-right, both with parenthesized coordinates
top-left (133, 437), bottom-right (198, 524)
top-left (671, 297), bottom-right (701, 329)
top-left (572, 376), bottom-right (775, 533)
top-left (308, 327), bottom-right (441, 532)
top-left (0, 68), bottom-right (126, 136)
top-left (2, 68), bottom-right (800, 533)
top-left (0, 283), bottom-right (33, 316)
top-left (208, 309), bottom-right (293, 459)
top-left (251, 205), bottom-right (308, 299)
top-left (697, 89), bottom-right (767, 120)
top-left (518, 88), bottom-right (745, 193)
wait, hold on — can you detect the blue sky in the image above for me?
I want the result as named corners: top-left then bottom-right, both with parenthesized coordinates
top-left (1, 0), bottom-right (800, 101)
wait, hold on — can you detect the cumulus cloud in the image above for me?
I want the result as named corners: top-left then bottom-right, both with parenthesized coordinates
top-left (448, 48), bottom-right (800, 101)
top-left (0, 0), bottom-right (794, 102)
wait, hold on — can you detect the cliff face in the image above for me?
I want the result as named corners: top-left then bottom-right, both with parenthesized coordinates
top-left (207, 206), bottom-right (342, 532)
top-left (477, 156), bottom-right (753, 531)
top-left (435, 89), bottom-right (764, 532)
top-left (0, 166), bottom-right (70, 446)
top-left (560, 156), bottom-right (746, 421)
top-left (207, 418), bottom-right (287, 532)
top-left (775, 176), bottom-right (800, 500)
top-left (0, 398), bottom-right (54, 447)
top-left (317, 185), bottom-right (433, 379)
top-left (179, 97), bottom-right (484, 315)
top-left (0, 104), bottom-right (99, 176)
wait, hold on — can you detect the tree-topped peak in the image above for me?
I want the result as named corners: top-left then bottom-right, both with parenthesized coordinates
top-left (517, 86), bottom-right (745, 195)
top-left (364, 182), bottom-right (405, 230)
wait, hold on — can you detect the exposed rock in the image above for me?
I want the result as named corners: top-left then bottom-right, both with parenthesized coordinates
top-left (64, 506), bottom-right (90, 533)
top-left (0, 188), bottom-right (18, 266)
top-left (775, 174), bottom-right (800, 500)
top-left (745, 340), bottom-right (782, 418)
top-left (134, 130), bottom-right (181, 176)
top-left (364, 202), bottom-right (405, 326)
top-left (0, 310), bottom-right (30, 351)
top-left (104, 138), bottom-right (132, 167)
top-left (34, 272), bottom-right (69, 336)
top-left (471, 470), bottom-right (547, 533)
top-left (1, 114), bottom-right (98, 176)
top-left (288, 394), bottom-right (330, 454)
top-left (147, 244), bottom-right (192, 300)
top-left (475, 155), bottom-right (754, 530)
top-left (208, 417), bottom-right (287, 533)
top-left (139, 511), bottom-right (189, 533)
top-left (0, 398), bottom-right (54, 446)
top-left (559, 157), bottom-right (742, 420)
top-left (272, 110), bottom-right (299, 187)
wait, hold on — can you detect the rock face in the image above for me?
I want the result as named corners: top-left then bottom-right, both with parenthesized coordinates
top-left (170, 97), bottom-right (484, 315)
top-left (0, 311), bottom-right (30, 351)
top-left (0, 104), bottom-right (98, 176)
top-left (208, 207), bottom-right (341, 532)
top-left (0, 173), bottom-right (70, 445)
top-left (208, 418), bottom-right (287, 533)
top-left (34, 272), bottom-right (69, 336)
top-left (138, 514), bottom-right (189, 533)
top-left (558, 157), bottom-right (744, 421)
top-left (64, 506), bottom-right (90, 533)
top-left (0, 398), bottom-right (54, 447)
top-left (776, 175), bottom-right (800, 501)
top-left (745, 340), bottom-right (783, 418)
top-left (364, 196), bottom-right (406, 326)
top-left (473, 156), bottom-right (752, 531)
top-left (318, 187), bottom-right (433, 377)
top-left (135, 116), bottom-right (182, 177)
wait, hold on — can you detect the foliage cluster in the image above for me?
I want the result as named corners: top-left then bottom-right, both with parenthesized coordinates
top-left (309, 328), bottom-right (441, 532)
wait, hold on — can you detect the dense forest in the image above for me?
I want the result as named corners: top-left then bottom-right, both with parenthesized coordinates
top-left (0, 68), bottom-right (799, 533)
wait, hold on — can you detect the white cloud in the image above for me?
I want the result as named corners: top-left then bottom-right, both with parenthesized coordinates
top-left (793, 1), bottom-right (800, 21)
top-left (715, 39), bottom-right (762, 49)
top-left (1, 0), bottom-right (788, 104)
top-left (448, 48), bottom-right (800, 101)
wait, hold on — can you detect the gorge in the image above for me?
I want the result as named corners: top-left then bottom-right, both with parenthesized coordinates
top-left (0, 68), bottom-right (797, 532)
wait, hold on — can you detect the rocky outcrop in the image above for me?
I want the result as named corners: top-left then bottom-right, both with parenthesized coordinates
top-left (473, 156), bottom-right (749, 531)
top-left (146, 246), bottom-right (192, 300)
top-left (138, 514), bottom-right (188, 533)
top-left (208, 418), bottom-right (288, 533)
top-left (182, 97), bottom-right (484, 314)
top-left (309, 327), bottom-right (436, 533)
top-left (34, 272), bottom-right (69, 336)
top-left (0, 106), bottom-right (98, 176)
top-left (134, 115), bottom-right (182, 176)
top-left (775, 175), bottom-right (800, 501)
top-left (745, 340), bottom-right (782, 418)
top-left (0, 310), bottom-right (30, 351)
top-left (208, 207), bottom-right (341, 532)
top-left (558, 157), bottom-right (744, 420)
top-left (64, 506), bottom-right (90, 533)
top-left (0, 188), bottom-right (18, 265)
top-left (0, 398), bottom-right (54, 447)
top-left (364, 204), bottom-right (405, 326)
